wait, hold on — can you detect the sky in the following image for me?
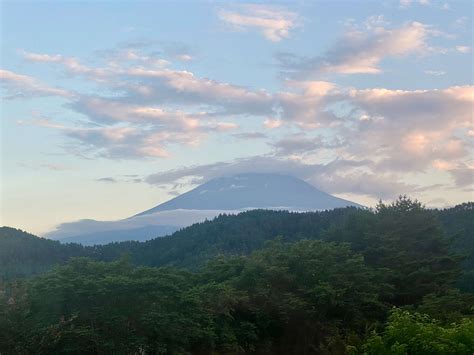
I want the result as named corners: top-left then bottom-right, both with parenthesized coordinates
top-left (1, 0), bottom-right (473, 235)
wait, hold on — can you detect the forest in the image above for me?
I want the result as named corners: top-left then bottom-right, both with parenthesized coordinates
top-left (1, 197), bottom-right (473, 354)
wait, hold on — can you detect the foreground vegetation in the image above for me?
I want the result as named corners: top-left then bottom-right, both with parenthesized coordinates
top-left (1, 198), bottom-right (473, 353)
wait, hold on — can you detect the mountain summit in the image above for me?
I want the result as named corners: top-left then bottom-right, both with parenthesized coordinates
top-left (136, 173), bottom-right (361, 216)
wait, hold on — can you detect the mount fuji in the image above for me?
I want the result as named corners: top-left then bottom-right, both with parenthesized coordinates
top-left (47, 173), bottom-right (362, 245)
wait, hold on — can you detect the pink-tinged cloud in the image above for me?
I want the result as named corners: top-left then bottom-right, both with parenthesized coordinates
top-left (279, 20), bottom-right (437, 76)
top-left (345, 86), bottom-right (473, 176)
top-left (277, 81), bottom-right (339, 129)
top-left (263, 118), bottom-right (283, 129)
top-left (218, 4), bottom-right (298, 42)
top-left (12, 46), bottom-right (473, 193)
top-left (456, 45), bottom-right (471, 53)
top-left (0, 69), bottom-right (72, 98)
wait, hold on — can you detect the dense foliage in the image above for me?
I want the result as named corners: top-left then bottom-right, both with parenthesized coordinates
top-left (362, 309), bottom-right (474, 354)
top-left (0, 227), bottom-right (85, 281)
top-left (0, 241), bottom-right (384, 353)
top-left (1, 198), bottom-right (473, 353)
top-left (437, 202), bottom-right (474, 292)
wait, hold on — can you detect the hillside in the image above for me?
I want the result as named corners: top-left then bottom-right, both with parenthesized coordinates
top-left (2, 202), bottom-right (473, 290)
top-left (0, 227), bottom-right (87, 280)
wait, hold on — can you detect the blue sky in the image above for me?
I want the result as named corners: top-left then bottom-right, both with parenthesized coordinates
top-left (1, 0), bottom-right (473, 235)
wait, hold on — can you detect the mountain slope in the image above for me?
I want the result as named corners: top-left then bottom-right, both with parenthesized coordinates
top-left (136, 173), bottom-right (361, 216)
top-left (55, 225), bottom-right (180, 246)
top-left (0, 227), bottom-right (87, 280)
top-left (47, 173), bottom-right (361, 244)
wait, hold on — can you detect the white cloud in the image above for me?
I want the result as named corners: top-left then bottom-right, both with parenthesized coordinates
top-left (399, 0), bottom-right (431, 8)
top-left (45, 209), bottom-right (239, 240)
top-left (218, 4), bottom-right (298, 42)
top-left (456, 45), bottom-right (471, 53)
top-left (424, 70), bottom-right (446, 76)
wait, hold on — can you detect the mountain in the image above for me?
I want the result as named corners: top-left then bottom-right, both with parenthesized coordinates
top-left (54, 225), bottom-right (180, 246)
top-left (136, 173), bottom-right (361, 215)
top-left (0, 227), bottom-right (87, 280)
top-left (47, 173), bottom-right (361, 245)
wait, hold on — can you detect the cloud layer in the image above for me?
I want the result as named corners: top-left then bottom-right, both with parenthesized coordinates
top-left (2, 14), bottom-right (472, 203)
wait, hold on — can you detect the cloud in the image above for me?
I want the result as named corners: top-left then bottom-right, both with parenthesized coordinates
top-left (399, 0), bottom-right (431, 8)
top-left (446, 164), bottom-right (474, 187)
top-left (452, 17), bottom-right (469, 29)
top-left (21, 51), bottom-right (64, 63)
top-left (21, 49), bottom-right (274, 117)
top-left (232, 131), bottom-right (267, 140)
top-left (24, 118), bottom-right (176, 159)
top-left (18, 48), bottom-right (270, 159)
top-left (105, 49), bottom-right (170, 68)
top-left (345, 86), bottom-right (473, 173)
top-left (145, 155), bottom-right (411, 199)
top-left (279, 20), bottom-right (435, 75)
top-left (218, 4), bottom-right (298, 42)
top-left (119, 67), bottom-right (274, 116)
top-left (0, 69), bottom-right (72, 98)
top-left (63, 125), bottom-right (195, 159)
top-left (18, 162), bottom-right (69, 171)
top-left (40, 163), bottom-right (68, 171)
top-left (97, 177), bottom-right (117, 183)
top-left (68, 96), bottom-right (204, 129)
top-left (45, 209), bottom-right (240, 240)
top-left (58, 95), bottom-right (242, 158)
top-left (112, 40), bottom-right (196, 63)
top-left (424, 70), bottom-right (446, 76)
top-left (21, 50), bottom-right (113, 80)
top-left (277, 80), bottom-right (340, 129)
top-left (12, 43), bottom-right (473, 194)
top-left (270, 133), bottom-right (343, 157)
top-left (263, 118), bottom-right (283, 129)
top-left (456, 45), bottom-right (471, 53)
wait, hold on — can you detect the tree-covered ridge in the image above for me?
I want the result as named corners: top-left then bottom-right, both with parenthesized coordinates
top-left (0, 207), bottom-right (363, 280)
top-left (0, 227), bottom-right (85, 280)
top-left (1, 201), bottom-right (474, 289)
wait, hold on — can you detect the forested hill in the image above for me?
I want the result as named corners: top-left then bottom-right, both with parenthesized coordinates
top-left (99, 207), bottom-right (362, 268)
top-left (1, 201), bottom-right (473, 289)
top-left (0, 227), bottom-right (85, 280)
top-left (2, 199), bottom-right (474, 354)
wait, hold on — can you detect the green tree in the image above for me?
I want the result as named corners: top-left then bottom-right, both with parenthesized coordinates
top-left (361, 308), bottom-right (474, 354)
top-left (204, 239), bottom-right (387, 353)
top-left (324, 196), bottom-right (461, 306)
